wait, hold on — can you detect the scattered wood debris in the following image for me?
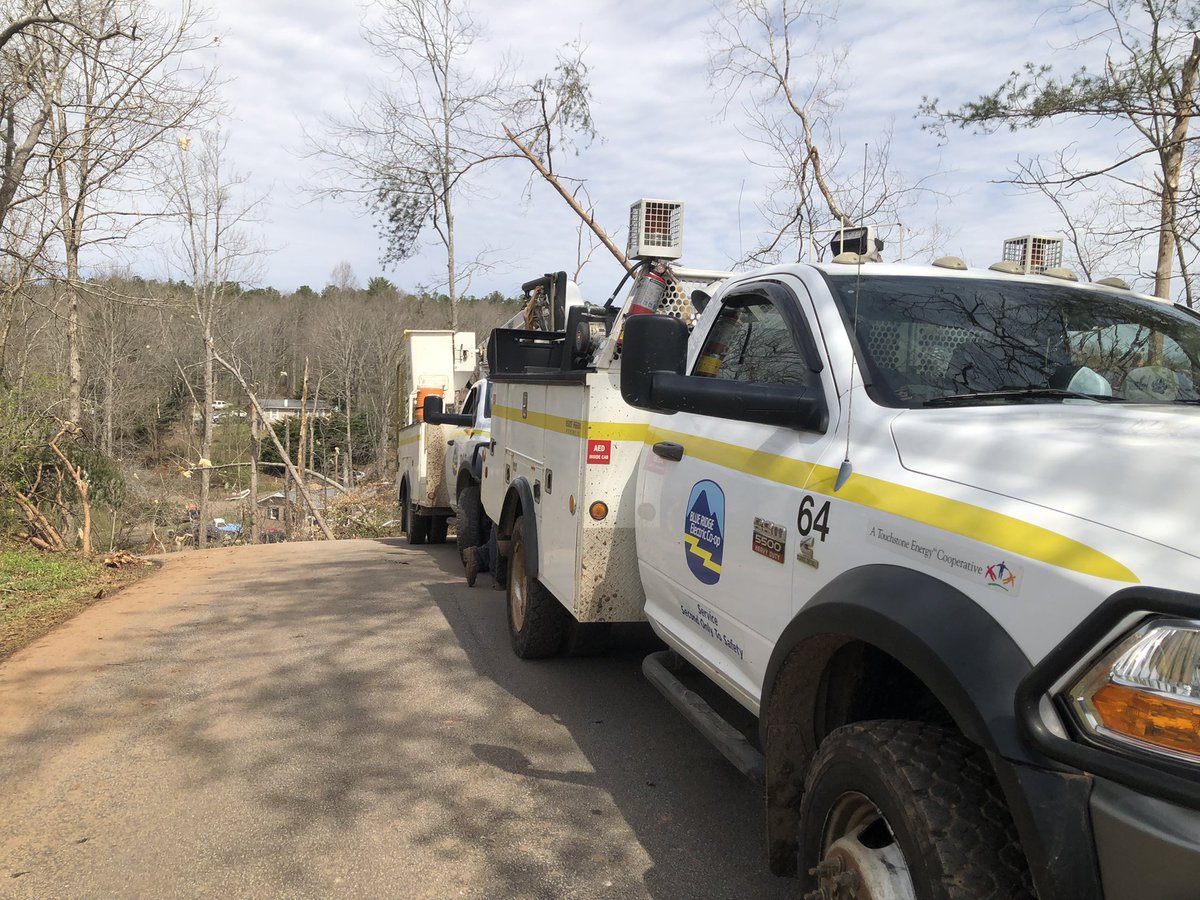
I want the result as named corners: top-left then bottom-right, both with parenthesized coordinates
top-left (100, 551), bottom-right (151, 569)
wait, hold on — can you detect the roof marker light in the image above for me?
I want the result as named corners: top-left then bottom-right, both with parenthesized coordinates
top-left (989, 260), bottom-right (1025, 274)
top-left (932, 256), bottom-right (967, 270)
top-left (1044, 267), bottom-right (1079, 282)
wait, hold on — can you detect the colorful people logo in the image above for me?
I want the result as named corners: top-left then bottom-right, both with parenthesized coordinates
top-left (986, 561), bottom-right (1018, 591)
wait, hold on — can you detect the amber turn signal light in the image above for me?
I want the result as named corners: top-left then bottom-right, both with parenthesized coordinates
top-left (1091, 682), bottom-right (1200, 759)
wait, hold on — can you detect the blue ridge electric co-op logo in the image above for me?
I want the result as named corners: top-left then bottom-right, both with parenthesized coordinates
top-left (684, 480), bottom-right (725, 585)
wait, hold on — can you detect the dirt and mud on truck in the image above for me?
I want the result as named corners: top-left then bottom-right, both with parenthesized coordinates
top-left (464, 199), bottom-right (1200, 899)
top-left (395, 329), bottom-right (491, 548)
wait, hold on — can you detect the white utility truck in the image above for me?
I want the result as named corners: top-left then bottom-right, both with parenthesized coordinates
top-left (476, 200), bottom-right (1200, 899)
top-left (395, 329), bottom-right (485, 546)
top-left (419, 374), bottom-right (493, 552)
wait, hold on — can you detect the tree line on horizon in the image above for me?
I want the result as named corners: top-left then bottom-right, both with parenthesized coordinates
top-left (4, 0), bottom-right (1199, 555)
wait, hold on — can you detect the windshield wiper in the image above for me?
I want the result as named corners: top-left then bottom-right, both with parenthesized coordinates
top-left (924, 388), bottom-right (1127, 407)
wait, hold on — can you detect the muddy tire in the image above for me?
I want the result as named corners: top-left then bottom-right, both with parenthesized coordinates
top-left (429, 515), bottom-right (449, 544)
top-left (402, 489), bottom-right (428, 545)
top-left (455, 484), bottom-right (485, 556)
top-left (799, 720), bottom-right (1034, 900)
top-left (507, 515), bottom-right (568, 659)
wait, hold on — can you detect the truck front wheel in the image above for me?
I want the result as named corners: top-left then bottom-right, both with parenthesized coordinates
top-left (456, 484), bottom-right (484, 555)
top-left (507, 515), bottom-right (568, 658)
top-left (798, 721), bottom-right (1033, 900)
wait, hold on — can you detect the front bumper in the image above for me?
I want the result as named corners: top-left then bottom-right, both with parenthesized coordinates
top-left (1091, 778), bottom-right (1200, 900)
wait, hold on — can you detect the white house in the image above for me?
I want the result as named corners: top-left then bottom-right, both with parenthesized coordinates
top-left (258, 399), bottom-right (332, 424)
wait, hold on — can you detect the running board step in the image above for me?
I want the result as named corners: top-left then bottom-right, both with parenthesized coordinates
top-left (642, 650), bottom-right (765, 787)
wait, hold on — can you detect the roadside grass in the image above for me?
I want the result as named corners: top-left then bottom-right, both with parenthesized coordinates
top-left (0, 546), bottom-right (152, 661)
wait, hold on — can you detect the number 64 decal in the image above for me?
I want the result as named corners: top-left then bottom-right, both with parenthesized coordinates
top-left (797, 495), bottom-right (831, 541)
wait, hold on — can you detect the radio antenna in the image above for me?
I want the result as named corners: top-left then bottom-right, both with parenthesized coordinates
top-left (834, 143), bottom-right (869, 493)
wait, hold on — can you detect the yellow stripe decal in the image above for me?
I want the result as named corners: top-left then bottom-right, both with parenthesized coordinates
top-left (494, 405), bottom-right (649, 443)
top-left (648, 426), bottom-right (1137, 584)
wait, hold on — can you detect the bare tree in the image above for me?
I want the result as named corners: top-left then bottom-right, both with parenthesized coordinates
top-left (0, 4), bottom-right (69, 281)
top-left (165, 128), bottom-right (265, 549)
top-left (921, 0), bottom-right (1200, 300)
top-left (327, 260), bottom-right (359, 293)
top-left (0, 0), bottom-right (131, 52)
top-left (310, 0), bottom-right (513, 330)
top-left (709, 0), bottom-right (934, 264)
top-left (44, 0), bottom-right (212, 423)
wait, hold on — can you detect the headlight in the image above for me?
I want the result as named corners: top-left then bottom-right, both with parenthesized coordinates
top-left (1069, 619), bottom-right (1200, 764)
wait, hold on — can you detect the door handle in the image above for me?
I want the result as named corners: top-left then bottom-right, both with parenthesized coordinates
top-left (652, 441), bottom-right (684, 461)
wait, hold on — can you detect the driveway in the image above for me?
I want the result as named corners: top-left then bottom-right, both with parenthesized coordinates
top-left (0, 539), bottom-right (792, 899)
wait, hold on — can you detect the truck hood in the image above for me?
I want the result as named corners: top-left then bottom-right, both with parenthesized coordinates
top-left (890, 404), bottom-right (1200, 559)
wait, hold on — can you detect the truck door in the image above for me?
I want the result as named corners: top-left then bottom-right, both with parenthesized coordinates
top-left (449, 382), bottom-right (483, 485)
top-left (637, 279), bottom-right (839, 710)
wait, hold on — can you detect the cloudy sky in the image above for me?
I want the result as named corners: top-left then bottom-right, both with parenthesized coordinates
top-left (177, 0), bottom-right (1121, 299)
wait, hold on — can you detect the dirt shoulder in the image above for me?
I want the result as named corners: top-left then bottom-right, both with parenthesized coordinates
top-left (0, 547), bottom-right (154, 662)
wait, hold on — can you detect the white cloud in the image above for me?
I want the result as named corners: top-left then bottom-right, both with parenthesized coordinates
top-left (126, 0), bottom-right (1151, 296)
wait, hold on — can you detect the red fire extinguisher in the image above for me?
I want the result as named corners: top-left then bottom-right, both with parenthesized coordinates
top-left (627, 268), bottom-right (668, 317)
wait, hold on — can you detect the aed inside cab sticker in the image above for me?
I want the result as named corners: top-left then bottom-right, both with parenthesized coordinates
top-left (685, 480), bottom-right (724, 584)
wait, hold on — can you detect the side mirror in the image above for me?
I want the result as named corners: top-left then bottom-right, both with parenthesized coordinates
top-left (422, 395), bottom-right (445, 421)
top-left (619, 311), bottom-right (828, 433)
top-left (620, 314), bottom-right (688, 410)
top-left (423, 395), bottom-right (474, 427)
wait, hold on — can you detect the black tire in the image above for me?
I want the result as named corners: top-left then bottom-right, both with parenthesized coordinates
top-left (799, 720), bottom-right (1034, 900)
top-left (455, 483), bottom-right (485, 555)
top-left (408, 510), bottom-right (430, 545)
top-left (402, 488), bottom-right (429, 545)
top-left (429, 515), bottom-right (449, 544)
top-left (562, 621), bottom-right (611, 657)
top-left (507, 515), bottom-right (568, 659)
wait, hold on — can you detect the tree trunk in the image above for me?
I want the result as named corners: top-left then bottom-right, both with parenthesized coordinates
top-left (197, 327), bottom-right (214, 550)
top-left (102, 335), bottom-right (115, 457)
top-left (297, 357), bottom-right (310, 488)
top-left (64, 272), bottom-right (82, 425)
top-left (0, 288), bottom-right (14, 380)
top-left (283, 419), bottom-right (292, 539)
top-left (249, 404), bottom-right (260, 544)
top-left (344, 389), bottom-right (353, 488)
top-left (503, 125), bottom-right (634, 273)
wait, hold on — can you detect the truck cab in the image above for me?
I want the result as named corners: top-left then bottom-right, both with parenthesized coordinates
top-left (424, 376), bottom-right (493, 552)
top-left (622, 259), bottom-right (1200, 899)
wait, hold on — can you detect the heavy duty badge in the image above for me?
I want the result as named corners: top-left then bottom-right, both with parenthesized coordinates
top-left (752, 517), bottom-right (786, 564)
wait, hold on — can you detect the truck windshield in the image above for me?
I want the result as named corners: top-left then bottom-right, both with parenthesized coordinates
top-left (823, 274), bottom-right (1200, 408)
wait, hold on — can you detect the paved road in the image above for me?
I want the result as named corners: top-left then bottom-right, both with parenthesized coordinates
top-left (0, 539), bottom-right (793, 899)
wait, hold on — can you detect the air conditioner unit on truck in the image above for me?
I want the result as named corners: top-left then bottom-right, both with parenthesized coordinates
top-left (395, 329), bottom-right (494, 549)
top-left (459, 200), bottom-right (1200, 899)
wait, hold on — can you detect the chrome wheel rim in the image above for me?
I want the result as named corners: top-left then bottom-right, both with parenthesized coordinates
top-left (808, 791), bottom-right (916, 900)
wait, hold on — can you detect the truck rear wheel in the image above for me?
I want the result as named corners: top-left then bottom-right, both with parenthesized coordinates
top-left (402, 489), bottom-right (429, 545)
top-left (507, 515), bottom-right (568, 659)
top-left (798, 720), bottom-right (1033, 900)
top-left (456, 484), bottom-right (484, 555)
top-left (429, 515), bottom-right (449, 544)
